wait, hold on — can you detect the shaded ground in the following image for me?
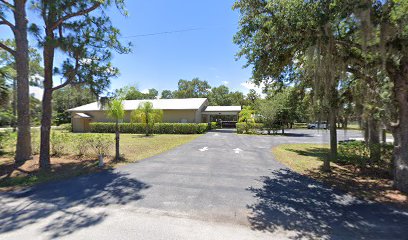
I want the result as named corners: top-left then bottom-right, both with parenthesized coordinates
top-left (247, 169), bottom-right (408, 239)
top-left (272, 143), bottom-right (407, 204)
top-left (0, 133), bottom-right (198, 189)
top-left (0, 129), bottom-right (407, 239)
top-left (0, 171), bottom-right (149, 239)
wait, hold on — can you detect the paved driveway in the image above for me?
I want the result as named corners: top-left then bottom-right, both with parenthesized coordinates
top-left (0, 129), bottom-right (407, 239)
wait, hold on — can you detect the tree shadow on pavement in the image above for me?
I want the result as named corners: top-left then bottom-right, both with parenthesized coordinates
top-left (0, 170), bottom-right (150, 239)
top-left (247, 169), bottom-right (408, 239)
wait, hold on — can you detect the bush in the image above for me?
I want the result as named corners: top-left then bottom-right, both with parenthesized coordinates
top-left (90, 122), bottom-right (209, 134)
top-left (0, 130), bottom-right (13, 153)
top-left (75, 134), bottom-right (93, 156)
top-left (31, 130), bottom-right (40, 155)
top-left (338, 140), bottom-right (393, 170)
top-left (237, 122), bottom-right (263, 134)
top-left (51, 131), bottom-right (69, 156)
top-left (57, 123), bottom-right (72, 132)
top-left (210, 122), bottom-right (219, 130)
top-left (87, 134), bottom-right (113, 156)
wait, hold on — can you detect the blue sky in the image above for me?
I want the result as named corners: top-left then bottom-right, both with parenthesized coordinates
top-left (2, 0), bottom-right (262, 98)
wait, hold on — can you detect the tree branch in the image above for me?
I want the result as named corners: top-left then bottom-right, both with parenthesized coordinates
top-left (52, 55), bottom-right (80, 91)
top-left (0, 41), bottom-right (16, 56)
top-left (51, 3), bottom-right (101, 30)
top-left (0, 15), bottom-right (16, 32)
top-left (0, 0), bottom-right (14, 11)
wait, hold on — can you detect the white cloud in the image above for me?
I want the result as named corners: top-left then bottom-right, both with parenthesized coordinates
top-left (30, 86), bottom-right (43, 100)
top-left (222, 81), bottom-right (229, 85)
top-left (240, 81), bottom-right (266, 96)
top-left (141, 88), bottom-right (149, 94)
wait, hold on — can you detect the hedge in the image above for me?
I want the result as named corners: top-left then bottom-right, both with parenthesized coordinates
top-left (90, 122), bottom-right (209, 134)
top-left (236, 122), bottom-right (264, 134)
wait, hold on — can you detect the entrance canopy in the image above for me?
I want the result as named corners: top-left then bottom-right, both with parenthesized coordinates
top-left (202, 106), bottom-right (241, 116)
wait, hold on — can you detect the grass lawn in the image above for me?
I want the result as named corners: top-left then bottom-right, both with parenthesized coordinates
top-left (0, 131), bottom-right (199, 190)
top-left (272, 143), bottom-right (407, 205)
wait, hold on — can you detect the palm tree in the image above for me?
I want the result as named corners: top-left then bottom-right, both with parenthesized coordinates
top-left (107, 99), bottom-right (124, 160)
top-left (131, 102), bottom-right (163, 136)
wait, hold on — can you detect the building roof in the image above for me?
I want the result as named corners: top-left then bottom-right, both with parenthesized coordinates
top-left (67, 98), bottom-right (208, 112)
top-left (74, 112), bottom-right (92, 118)
top-left (203, 106), bottom-right (241, 112)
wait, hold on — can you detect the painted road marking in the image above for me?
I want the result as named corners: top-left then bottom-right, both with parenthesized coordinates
top-left (214, 133), bottom-right (219, 136)
top-left (199, 147), bottom-right (209, 152)
top-left (233, 148), bottom-right (243, 154)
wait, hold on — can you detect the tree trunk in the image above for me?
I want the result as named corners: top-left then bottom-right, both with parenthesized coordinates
top-left (39, 38), bottom-right (55, 170)
top-left (14, 0), bottom-right (32, 163)
top-left (115, 120), bottom-right (120, 160)
top-left (39, 87), bottom-right (53, 169)
top-left (364, 120), bottom-right (369, 143)
top-left (12, 79), bottom-right (16, 132)
top-left (389, 57), bottom-right (408, 193)
top-left (324, 107), bottom-right (337, 172)
top-left (382, 128), bottom-right (387, 144)
top-left (344, 116), bottom-right (348, 129)
top-left (368, 117), bottom-right (381, 164)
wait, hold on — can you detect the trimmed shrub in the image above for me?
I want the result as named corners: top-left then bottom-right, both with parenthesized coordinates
top-left (210, 122), bottom-right (219, 130)
top-left (57, 123), bottom-right (73, 132)
top-left (197, 123), bottom-right (208, 134)
top-left (120, 123), bottom-right (146, 134)
top-left (90, 122), bottom-right (209, 134)
top-left (237, 122), bottom-right (263, 134)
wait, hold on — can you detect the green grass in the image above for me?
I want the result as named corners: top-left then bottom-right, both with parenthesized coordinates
top-left (272, 143), bottom-right (330, 173)
top-left (118, 134), bottom-right (199, 162)
top-left (0, 130), bottom-right (200, 189)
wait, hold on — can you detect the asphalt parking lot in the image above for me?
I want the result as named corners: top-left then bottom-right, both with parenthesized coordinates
top-left (0, 129), bottom-right (406, 240)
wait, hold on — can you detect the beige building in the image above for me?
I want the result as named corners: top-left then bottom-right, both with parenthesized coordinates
top-left (67, 98), bottom-right (241, 132)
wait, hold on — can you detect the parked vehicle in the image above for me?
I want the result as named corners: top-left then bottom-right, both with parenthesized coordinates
top-left (307, 121), bottom-right (328, 129)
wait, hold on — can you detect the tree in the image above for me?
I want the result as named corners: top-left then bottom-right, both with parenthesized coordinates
top-left (238, 106), bottom-right (255, 134)
top-left (261, 88), bottom-right (297, 134)
top-left (30, 0), bottom-right (130, 169)
top-left (233, 0), bottom-right (354, 172)
top-left (115, 86), bottom-right (158, 100)
top-left (146, 88), bottom-right (158, 99)
top-left (131, 102), bottom-right (163, 136)
top-left (208, 85), bottom-right (231, 105)
top-left (0, 0), bottom-right (32, 163)
top-left (245, 89), bottom-right (260, 108)
top-left (107, 99), bottom-right (124, 161)
top-left (1, 40), bottom-right (43, 130)
top-left (161, 90), bottom-right (173, 99)
top-left (229, 91), bottom-right (246, 106)
top-left (53, 86), bottom-right (97, 125)
top-left (173, 78), bottom-right (210, 98)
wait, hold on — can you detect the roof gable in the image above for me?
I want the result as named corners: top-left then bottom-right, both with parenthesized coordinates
top-left (67, 98), bottom-right (208, 112)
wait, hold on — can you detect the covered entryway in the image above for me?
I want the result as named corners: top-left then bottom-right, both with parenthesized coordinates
top-left (72, 112), bottom-right (92, 132)
top-left (202, 106), bottom-right (241, 128)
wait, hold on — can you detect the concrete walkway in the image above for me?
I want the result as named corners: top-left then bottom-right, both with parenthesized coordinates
top-left (0, 129), bottom-right (407, 239)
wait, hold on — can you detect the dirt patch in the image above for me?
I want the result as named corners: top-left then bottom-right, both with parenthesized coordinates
top-left (306, 165), bottom-right (407, 206)
top-left (0, 155), bottom-right (114, 191)
top-left (272, 144), bottom-right (408, 206)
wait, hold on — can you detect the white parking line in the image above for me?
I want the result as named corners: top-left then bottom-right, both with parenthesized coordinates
top-left (199, 147), bottom-right (209, 152)
top-left (233, 148), bottom-right (243, 154)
